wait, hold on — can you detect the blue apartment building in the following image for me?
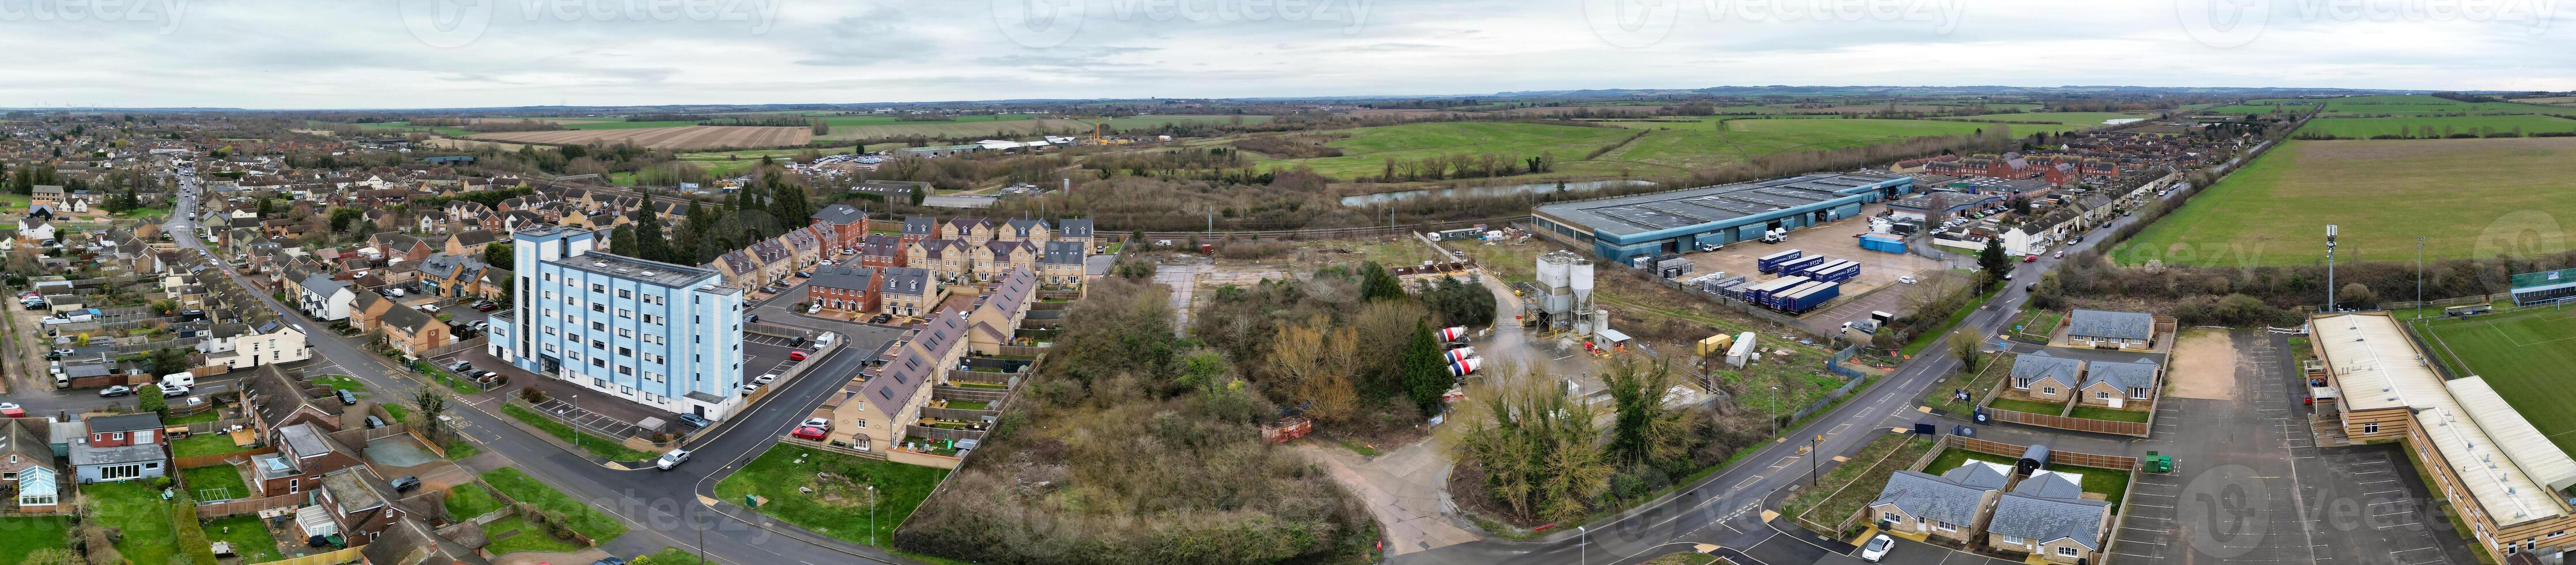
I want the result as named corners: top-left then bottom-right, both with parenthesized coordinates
top-left (487, 227), bottom-right (749, 419)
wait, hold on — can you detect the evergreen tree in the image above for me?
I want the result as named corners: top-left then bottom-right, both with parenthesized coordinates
top-left (1978, 236), bottom-right (2011, 289)
top-left (611, 224), bottom-right (639, 255)
top-left (633, 196), bottom-right (670, 263)
top-left (1402, 321), bottom-right (1451, 414)
top-left (768, 177), bottom-right (811, 232)
top-left (1359, 261), bottom-right (1407, 302)
top-left (482, 241), bottom-right (513, 269)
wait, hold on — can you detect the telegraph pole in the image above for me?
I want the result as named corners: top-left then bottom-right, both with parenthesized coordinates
top-left (2325, 225), bottom-right (2339, 312)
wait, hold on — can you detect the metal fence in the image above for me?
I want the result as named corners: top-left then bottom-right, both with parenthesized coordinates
top-left (1980, 408), bottom-right (2151, 437)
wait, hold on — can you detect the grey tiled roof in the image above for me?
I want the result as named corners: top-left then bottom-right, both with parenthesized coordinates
top-left (2067, 309), bottom-right (2154, 341)
top-left (2010, 355), bottom-right (2080, 388)
top-left (86, 413), bottom-right (164, 433)
top-left (2012, 470), bottom-right (2086, 500)
top-left (1989, 492), bottom-right (2110, 549)
top-left (1940, 461), bottom-right (2014, 491)
top-left (1041, 242), bottom-right (1085, 265)
top-left (1056, 218), bottom-right (1093, 238)
top-left (1870, 470), bottom-right (1993, 528)
top-left (2081, 360), bottom-right (2158, 393)
top-left (808, 265), bottom-right (875, 292)
top-left (902, 216), bottom-right (936, 236)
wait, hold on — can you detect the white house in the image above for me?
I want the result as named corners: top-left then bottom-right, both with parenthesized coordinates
top-left (203, 321), bottom-right (313, 368)
top-left (294, 274), bottom-right (356, 321)
top-left (15, 215), bottom-right (55, 244)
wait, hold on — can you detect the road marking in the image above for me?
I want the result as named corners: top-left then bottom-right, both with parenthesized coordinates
top-left (2366, 490), bottom-right (2405, 496)
top-left (2394, 547), bottom-right (2441, 554)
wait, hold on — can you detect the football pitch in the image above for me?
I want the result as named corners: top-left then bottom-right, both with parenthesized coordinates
top-left (2415, 306), bottom-right (2576, 453)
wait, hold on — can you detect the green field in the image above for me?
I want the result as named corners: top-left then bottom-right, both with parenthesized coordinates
top-left (0, 516), bottom-right (70, 565)
top-left (2219, 95), bottom-right (2563, 117)
top-left (1935, 112), bottom-right (2154, 126)
top-left (2295, 114), bottom-right (2576, 138)
top-left (714, 443), bottom-right (949, 548)
top-left (203, 515), bottom-right (285, 562)
top-left (1263, 118), bottom-right (2094, 181)
top-left (816, 118), bottom-right (1097, 141)
top-left (2113, 137), bottom-right (2576, 266)
top-left (1256, 121), bottom-right (1641, 179)
top-left (184, 465), bottom-right (252, 500)
top-left (481, 468), bottom-right (629, 544)
top-left (2417, 307), bottom-right (2576, 455)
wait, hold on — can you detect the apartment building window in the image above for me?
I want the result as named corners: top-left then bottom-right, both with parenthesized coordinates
top-left (544, 291), bottom-right (556, 300)
top-left (618, 308), bottom-right (632, 319)
top-left (618, 289), bottom-right (632, 299)
top-left (618, 329), bottom-right (633, 338)
top-left (543, 327), bottom-right (558, 336)
top-left (591, 284), bottom-right (606, 293)
top-left (591, 303), bottom-right (605, 313)
top-left (543, 343), bottom-right (558, 352)
top-left (618, 346), bottom-right (632, 357)
top-left (591, 322), bottom-right (605, 332)
top-left (641, 314), bottom-right (657, 323)
top-left (592, 359), bottom-right (606, 368)
top-left (618, 366), bottom-right (632, 375)
top-left (592, 340), bottom-right (606, 350)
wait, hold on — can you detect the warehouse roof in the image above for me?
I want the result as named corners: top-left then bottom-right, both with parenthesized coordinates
top-left (2448, 376), bottom-right (2576, 492)
top-left (2316, 312), bottom-right (2571, 527)
top-left (1535, 173), bottom-right (1903, 238)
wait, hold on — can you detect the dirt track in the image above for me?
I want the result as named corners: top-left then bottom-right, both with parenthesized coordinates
top-left (469, 126), bottom-right (811, 149)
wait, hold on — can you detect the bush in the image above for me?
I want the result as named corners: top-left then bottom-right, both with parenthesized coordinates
top-left (519, 387), bottom-right (549, 403)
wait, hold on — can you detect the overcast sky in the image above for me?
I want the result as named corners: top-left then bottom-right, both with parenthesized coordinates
top-left (2, 0), bottom-right (2571, 109)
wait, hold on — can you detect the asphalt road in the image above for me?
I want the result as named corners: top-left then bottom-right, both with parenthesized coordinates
top-left (153, 179), bottom-right (934, 564)
top-left (1398, 182), bottom-right (2193, 565)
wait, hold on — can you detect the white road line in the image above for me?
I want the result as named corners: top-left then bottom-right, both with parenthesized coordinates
top-left (2129, 503), bottom-right (2174, 510)
top-left (2394, 547), bottom-right (2442, 554)
top-left (2379, 522), bottom-right (2422, 529)
top-left (2359, 480), bottom-right (2397, 485)
top-left (2366, 490), bottom-right (2405, 496)
top-left (2354, 470), bottom-right (2391, 474)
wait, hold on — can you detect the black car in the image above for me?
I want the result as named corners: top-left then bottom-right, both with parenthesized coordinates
top-left (788, 337), bottom-right (806, 347)
top-left (676, 413), bottom-right (712, 428)
top-left (746, 314), bottom-right (759, 323)
top-left (364, 416), bottom-right (386, 428)
top-left (390, 476), bottom-right (421, 492)
top-left (337, 389), bottom-right (358, 405)
top-left (870, 313), bottom-right (892, 324)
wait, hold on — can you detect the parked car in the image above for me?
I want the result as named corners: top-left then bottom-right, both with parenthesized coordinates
top-left (1897, 276), bottom-right (1917, 285)
top-left (655, 449), bottom-right (692, 470)
top-left (676, 413), bottom-right (712, 428)
top-left (788, 351), bottom-right (809, 361)
top-left (1859, 534), bottom-right (1894, 562)
top-left (2022, 254), bottom-right (2038, 263)
top-left (99, 386), bottom-right (134, 397)
top-left (2025, 282), bottom-right (2037, 292)
top-left (746, 314), bottom-right (759, 323)
top-left (0, 403), bottom-right (24, 417)
top-left (791, 427), bottom-right (828, 440)
top-left (591, 559), bottom-right (628, 565)
top-left (336, 389), bottom-right (358, 405)
top-left (739, 383), bottom-right (762, 395)
top-left (390, 476), bottom-right (421, 492)
top-left (448, 360), bottom-right (474, 373)
top-left (471, 300), bottom-right (497, 311)
top-left (418, 303), bottom-right (441, 312)
top-left (2054, 251), bottom-right (2065, 258)
top-left (162, 385), bottom-right (191, 397)
top-left (364, 416), bottom-right (386, 428)
top-left (754, 374), bottom-right (779, 385)
top-left (788, 336), bottom-right (806, 347)
top-left (870, 313), bottom-right (892, 324)
top-left (806, 303), bottom-right (822, 314)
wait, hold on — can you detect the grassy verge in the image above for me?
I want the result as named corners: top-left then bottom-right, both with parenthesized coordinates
top-left (444, 483), bottom-right (507, 519)
top-left (0, 516), bottom-right (70, 565)
top-left (482, 515), bottom-right (586, 555)
top-left (203, 515), bottom-right (285, 562)
top-left (1901, 290), bottom-right (1995, 357)
top-left (713, 443), bottom-right (949, 547)
top-left (172, 432), bottom-right (258, 458)
top-left (1921, 361), bottom-right (2004, 415)
top-left (1780, 434), bottom-right (1939, 536)
top-left (1336, 438), bottom-right (1383, 457)
top-left (445, 436), bottom-right (484, 460)
top-left (417, 361), bottom-right (488, 394)
top-left (502, 403), bottom-right (658, 461)
top-left (481, 468), bottom-right (629, 543)
top-left (313, 374), bottom-right (368, 391)
top-left (1985, 397), bottom-right (2067, 416)
top-left (183, 465), bottom-right (251, 500)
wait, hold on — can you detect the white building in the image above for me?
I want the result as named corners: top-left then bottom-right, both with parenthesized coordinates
top-left (489, 228), bottom-right (750, 419)
top-left (294, 274), bottom-right (356, 321)
top-left (202, 321), bottom-right (313, 368)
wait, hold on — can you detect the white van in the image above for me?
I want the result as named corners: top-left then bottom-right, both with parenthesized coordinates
top-left (814, 333), bottom-right (836, 347)
top-left (161, 372), bottom-right (197, 389)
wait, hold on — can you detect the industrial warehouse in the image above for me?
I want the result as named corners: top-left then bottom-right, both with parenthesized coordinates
top-left (1529, 172), bottom-right (1916, 263)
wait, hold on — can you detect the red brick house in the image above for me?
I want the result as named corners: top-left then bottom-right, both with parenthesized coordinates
top-left (858, 233), bottom-right (905, 268)
top-left (807, 266), bottom-right (879, 312)
top-left (810, 204), bottom-right (870, 250)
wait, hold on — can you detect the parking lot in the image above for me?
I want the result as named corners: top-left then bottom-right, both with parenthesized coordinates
top-left (2107, 331), bottom-right (2476, 565)
top-left (1674, 204), bottom-right (1948, 334)
top-left (530, 396), bottom-right (650, 440)
top-left (740, 337), bottom-right (813, 389)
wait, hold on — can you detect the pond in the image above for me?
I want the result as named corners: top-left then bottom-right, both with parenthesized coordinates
top-left (1339, 179), bottom-right (1658, 207)
top-left (2103, 118), bottom-right (2146, 125)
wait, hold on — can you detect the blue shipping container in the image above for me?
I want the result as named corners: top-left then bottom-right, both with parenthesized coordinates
top-left (1859, 234), bottom-right (1907, 254)
top-left (1757, 250), bottom-right (1803, 273)
top-left (1778, 282), bottom-right (1842, 313)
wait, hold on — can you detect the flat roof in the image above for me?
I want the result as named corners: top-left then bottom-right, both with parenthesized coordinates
top-left (546, 250), bottom-right (715, 288)
top-left (2315, 312), bottom-right (2572, 526)
top-left (1536, 173), bottom-right (1902, 238)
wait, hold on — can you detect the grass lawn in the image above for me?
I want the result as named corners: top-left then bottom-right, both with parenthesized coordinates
top-left (312, 374), bottom-right (368, 391)
top-left (941, 400), bottom-right (989, 410)
top-left (444, 483), bottom-right (508, 519)
top-left (1921, 361), bottom-right (2005, 415)
top-left (203, 515), bottom-right (285, 562)
top-left (1335, 438), bottom-right (1383, 457)
top-left (481, 515), bottom-right (586, 555)
top-left (1901, 289), bottom-right (1994, 357)
top-left (2113, 137), bottom-right (2576, 266)
top-left (502, 403), bottom-right (658, 461)
top-left (165, 409), bottom-right (223, 425)
top-left (183, 464), bottom-right (252, 500)
top-left (445, 436), bottom-right (484, 460)
top-left (172, 432), bottom-right (258, 458)
top-left (88, 481), bottom-right (177, 565)
top-left (636, 548), bottom-right (716, 565)
top-left (2417, 307), bottom-right (2576, 455)
top-left (714, 443), bottom-right (949, 547)
top-left (2008, 307), bottom-right (2065, 339)
top-left (0, 516), bottom-right (70, 565)
top-left (1779, 434), bottom-right (1939, 536)
top-left (2067, 406), bottom-right (2152, 423)
top-left (481, 468), bottom-right (629, 544)
top-left (1985, 397), bottom-right (2067, 416)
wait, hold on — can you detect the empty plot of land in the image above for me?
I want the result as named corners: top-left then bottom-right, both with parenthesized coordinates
top-left (2166, 330), bottom-right (2238, 400)
top-left (2418, 307), bottom-right (2576, 454)
top-left (2113, 137), bottom-right (2576, 266)
top-left (816, 118), bottom-right (1098, 140)
top-left (471, 126), bottom-right (811, 149)
top-left (2294, 114), bottom-right (2576, 138)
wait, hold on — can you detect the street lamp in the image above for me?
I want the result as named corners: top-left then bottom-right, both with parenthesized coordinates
top-left (1577, 526), bottom-right (1587, 565)
top-left (2325, 225), bottom-right (2339, 312)
top-left (2416, 237), bottom-right (2427, 320)
top-left (868, 484), bottom-right (879, 547)
top-left (571, 394), bottom-right (580, 450)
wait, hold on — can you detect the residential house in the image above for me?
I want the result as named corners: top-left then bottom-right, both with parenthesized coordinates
top-left (879, 267), bottom-right (941, 318)
top-left (965, 268), bottom-right (1038, 355)
top-left (750, 239), bottom-right (797, 286)
top-left (858, 233), bottom-right (905, 268)
top-left (294, 467), bottom-right (413, 546)
top-left (907, 239), bottom-right (970, 282)
top-left (2063, 310), bottom-right (2159, 351)
top-left (830, 310), bottom-right (970, 452)
top-left (1984, 470), bottom-right (2113, 563)
top-left (712, 249), bottom-right (764, 292)
top-left (376, 305), bottom-right (451, 358)
top-left (1, 420), bottom-right (59, 511)
top-left (973, 240), bottom-right (1037, 282)
top-left (1000, 219), bottom-right (1051, 245)
top-left (808, 266), bottom-right (879, 313)
top-left (900, 216), bottom-right (936, 247)
top-left (1867, 461), bottom-right (2011, 544)
top-left (441, 230), bottom-right (498, 257)
top-left (940, 217), bottom-right (992, 246)
top-left (413, 254), bottom-right (492, 299)
top-left (1056, 219), bottom-right (1096, 254)
top-left (1038, 242), bottom-right (1086, 286)
top-left (810, 204), bottom-right (870, 250)
top-left (2008, 354), bottom-right (2081, 403)
top-left (252, 421), bottom-right (362, 496)
top-left (2077, 360), bottom-right (2159, 409)
top-left (296, 273), bottom-right (357, 321)
top-left (70, 413), bottom-right (167, 483)
top-left (203, 320), bottom-right (313, 369)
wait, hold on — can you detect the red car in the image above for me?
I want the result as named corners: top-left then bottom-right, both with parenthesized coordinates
top-left (791, 426), bottom-right (828, 440)
top-left (2022, 254), bottom-right (2039, 262)
top-left (0, 403), bottom-right (24, 418)
top-left (788, 351), bottom-right (809, 361)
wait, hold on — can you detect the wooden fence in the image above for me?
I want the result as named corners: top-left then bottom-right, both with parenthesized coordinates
top-left (244, 546), bottom-right (361, 565)
top-left (197, 492), bottom-right (304, 519)
top-left (1945, 435), bottom-right (2137, 470)
top-left (780, 437), bottom-right (887, 461)
top-left (933, 385), bottom-right (1010, 403)
top-left (1979, 408), bottom-right (2151, 437)
top-left (172, 446), bottom-right (279, 470)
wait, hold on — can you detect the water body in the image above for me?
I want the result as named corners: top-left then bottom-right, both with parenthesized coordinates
top-left (2104, 118), bottom-right (2147, 125)
top-left (1339, 179), bottom-right (1659, 207)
